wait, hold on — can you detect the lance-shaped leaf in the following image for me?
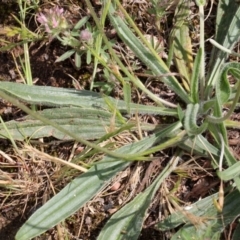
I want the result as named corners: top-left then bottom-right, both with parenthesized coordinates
top-left (55, 49), bottom-right (75, 62)
top-left (157, 190), bottom-right (240, 240)
top-left (190, 48), bottom-right (202, 103)
top-left (97, 155), bottom-right (179, 240)
top-left (105, 0), bottom-right (190, 104)
top-left (206, 0), bottom-right (240, 94)
top-left (156, 192), bottom-right (218, 231)
top-left (0, 107), bottom-right (126, 140)
top-left (15, 122), bottom-right (181, 240)
top-left (217, 161), bottom-right (240, 181)
top-left (0, 82), bottom-right (177, 116)
top-left (168, 0), bottom-right (193, 91)
top-left (184, 103), bottom-right (208, 135)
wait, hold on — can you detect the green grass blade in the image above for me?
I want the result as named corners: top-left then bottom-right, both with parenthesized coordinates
top-left (90, 0), bottom-right (110, 90)
top-left (123, 82), bottom-right (131, 113)
top-left (97, 154), bottom-right (179, 240)
top-left (0, 116), bottom-right (19, 151)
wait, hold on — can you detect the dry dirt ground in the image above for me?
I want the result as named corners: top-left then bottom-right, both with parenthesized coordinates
top-left (0, 1), bottom-right (240, 239)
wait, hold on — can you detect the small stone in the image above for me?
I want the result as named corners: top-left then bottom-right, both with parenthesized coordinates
top-left (111, 182), bottom-right (121, 191)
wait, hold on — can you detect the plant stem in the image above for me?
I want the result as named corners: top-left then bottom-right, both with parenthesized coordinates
top-left (0, 116), bottom-right (19, 151)
top-left (199, 4), bottom-right (205, 100)
top-left (209, 39), bottom-right (240, 57)
top-left (18, 0), bottom-right (33, 86)
top-left (18, 0), bottom-right (35, 111)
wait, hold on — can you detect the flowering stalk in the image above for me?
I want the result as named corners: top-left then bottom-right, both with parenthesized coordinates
top-left (37, 6), bottom-right (93, 69)
top-left (195, 0), bottom-right (206, 100)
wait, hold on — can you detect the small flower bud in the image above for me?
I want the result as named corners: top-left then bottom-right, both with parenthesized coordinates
top-left (80, 29), bottom-right (92, 43)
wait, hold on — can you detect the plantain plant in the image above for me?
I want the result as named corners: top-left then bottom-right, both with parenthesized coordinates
top-left (0, 0), bottom-right (240, 239)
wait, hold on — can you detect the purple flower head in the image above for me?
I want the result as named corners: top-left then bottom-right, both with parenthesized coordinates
top-left (37, 12), bottom-right (48, 25)
top-left (37, 6), bottom-right (68, 36)
top-left (80, 29), bottom-right (92, 43)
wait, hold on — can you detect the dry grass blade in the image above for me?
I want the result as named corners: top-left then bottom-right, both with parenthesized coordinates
top-left (0, 150), bottom-right (16, 163)
top-left (23, 144), bottom-right (88, 172)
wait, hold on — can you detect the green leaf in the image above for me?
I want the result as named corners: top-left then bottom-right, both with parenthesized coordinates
top-left (106, 1), bottom-right (190, 104)
top-left (157, 190), bottom-right (240, 240)
top-left (184, 103), bottom-right (208, 135)
top-left (195, 0), bottom-right (206, 6)
top-left (74, 51), bottom-right (82, 69)
top-left (72, 16), bottom-right (90, 31)
top-left (206, 63), bottom-right (240, 152)
top-left (169, 0), bottom-right (193, 91)
top-left (190, 48), bottom-right (202, 103)
top-left (123, 82), bottom-right (131, 113)
top-left (86, 48), bottom-right (91, 64)
top-left (206, 0), bottom-right (240, 94)
top-left (216, 62), bottom-right (233, 105)
top-left (0, 82), bottom-right (177, 116)
top-left (0, 107), bottom-right (125, 140)
top-left (171, 223), bottom-right (221, 240)
top-left (177, 104), bottom-right (184, 122)
top-left (179, 134), bottom-right (219, 159)
top-left (97, 155), bottom-right (179, 240)
top-left (206, 123), bottom-right (240, 192)
top-left (55, 49), bottom-right (75, 63)
top-left (217, 161), bottom-right (240, 181)
top-left (156, 192), bottom-right (218, 231)
top-left (15, 124), bottom-right (175, 240)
